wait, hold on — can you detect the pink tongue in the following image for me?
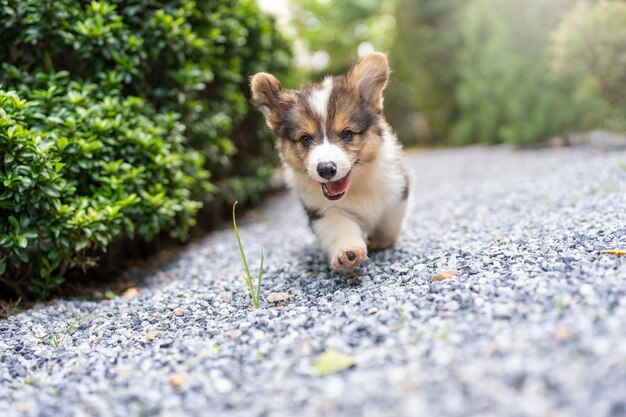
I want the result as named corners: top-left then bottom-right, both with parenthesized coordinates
top-left (326, 176), bottom-right (350, 196)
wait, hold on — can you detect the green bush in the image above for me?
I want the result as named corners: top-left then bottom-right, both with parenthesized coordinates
top-left (0, 0), bottom-right (292, 298)
top-left (550, 1), bottom-right (626, 132)
top-left (0, 0), bottom-right (292, 200)
top-left (0, 72), bottom-right (207, 299)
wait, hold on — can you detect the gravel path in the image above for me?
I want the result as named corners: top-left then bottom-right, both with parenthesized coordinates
top-left (1, 143), bottom-right (626, 417)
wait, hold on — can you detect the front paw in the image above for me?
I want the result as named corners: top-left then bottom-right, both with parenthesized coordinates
top-left (330, 246), bottom-right (368, 272)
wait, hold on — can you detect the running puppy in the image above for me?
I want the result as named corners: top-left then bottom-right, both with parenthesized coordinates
top-left (250, 52), bottom-right (408, 271)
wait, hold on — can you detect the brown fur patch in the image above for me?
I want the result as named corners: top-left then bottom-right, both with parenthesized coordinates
top-left (326, 77), bottom-right (383, 165)
top-left (347, 53), bottom-right (389, 111)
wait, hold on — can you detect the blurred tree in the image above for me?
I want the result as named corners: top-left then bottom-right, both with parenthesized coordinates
top-left (551, 0), bottom-right (626, 131)
top-left (387, 0), bottom-right (465, 145)
top-left (452, 0), bottom-right (577, 146)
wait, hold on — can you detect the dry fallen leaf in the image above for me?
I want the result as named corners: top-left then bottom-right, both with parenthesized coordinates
top-left (122, 287), bottom-right (140, 299)
top-left (431, 269), bottom-right (459, 282)
top-left (314, 350), bottom-right (355, 376)
top-left (601, 249), bottom-right (626, 257)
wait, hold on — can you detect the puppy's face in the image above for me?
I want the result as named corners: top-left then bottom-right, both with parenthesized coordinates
top-left (251, 53), bottom-right (390, 201)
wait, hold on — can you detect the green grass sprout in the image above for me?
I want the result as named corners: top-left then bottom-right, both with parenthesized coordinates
top-left (233, 201), bottom-right (265, 309)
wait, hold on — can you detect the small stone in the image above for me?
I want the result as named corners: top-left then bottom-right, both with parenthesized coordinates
top-left (169, 374), bottom-right (184, 389)
top-left (445, 300), bottom-right (460, 311)
top-left (431, 269), bottom-right (459, 282)
top-left (122, 287), bottom-right (140, 299)
top-left (213, 375), bottom-right (233, 393)
top-left (267, 292), bottom-right (291, 303)
top-left (556, 327), bottom-right (573, 341)
top-left (229, 329), bottom-right (241, 339)
top-left (173, 307), bottom-right (185, 316)
top-left (493, 303), bottom-right (512, 319)
top-left (145, 331), bottom-right (159, 341)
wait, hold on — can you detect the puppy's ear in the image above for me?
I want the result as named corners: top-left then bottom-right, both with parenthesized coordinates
top-left (347, 52), bottom-right (390, 111)
top-left (250, 72), bottom-right (288, 130)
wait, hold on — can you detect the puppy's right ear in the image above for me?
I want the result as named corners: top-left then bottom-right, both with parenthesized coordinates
top-left (250, 73), bottom-right (287, 131)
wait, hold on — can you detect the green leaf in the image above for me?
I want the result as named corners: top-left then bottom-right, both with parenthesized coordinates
top-left (12, 247), bottom-right (28, 263)
top-left (8, 216), bottom-right (20, 230)
top-left (0, 235), bottom-right (11, 247)
top-left (40, 184), bottom-right (60, 198)
top-left (16, 235), bottom-right (28, 248)
top-left (20, 214), bottom-right (30, 227)
top-left (23, 231), bottom-right (38, 239)
top-left (314, 350), bottom-right (356, 376)
top-left (0, 258), bottom-right (6, 275)
top-left (104, 290), bottom-right (117, 300)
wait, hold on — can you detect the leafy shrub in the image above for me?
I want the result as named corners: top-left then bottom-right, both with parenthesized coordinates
top-left (0, 0), bottom-right (292, 201)
top-left (0, 72), bottom-right (207, 299)
top-left (0, 0), bottom-right (292, 298)
top-left (550, 1), bottom-right (626, 132)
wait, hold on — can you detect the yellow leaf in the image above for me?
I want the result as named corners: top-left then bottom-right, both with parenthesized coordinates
top-left (314, 350), bottom-right (355, 376)
top-left (601, 249), bottom-right (626, 257)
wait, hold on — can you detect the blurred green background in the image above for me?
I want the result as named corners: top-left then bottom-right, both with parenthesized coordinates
top-left (285, 0), bottom-right (626, 146)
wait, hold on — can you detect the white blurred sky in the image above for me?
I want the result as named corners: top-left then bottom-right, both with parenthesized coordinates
top-left (257, 0), bottom-right (291, 27)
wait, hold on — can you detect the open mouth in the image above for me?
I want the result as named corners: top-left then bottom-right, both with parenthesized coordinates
top-left (321, 173), bottom-right (351, 201)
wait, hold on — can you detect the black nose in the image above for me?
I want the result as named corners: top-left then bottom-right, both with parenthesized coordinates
top-left (317, 161), bottom-right (337, 180)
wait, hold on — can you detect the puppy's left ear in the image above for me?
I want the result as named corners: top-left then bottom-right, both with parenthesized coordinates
top-left (348, 52), bottom-right (390, 111)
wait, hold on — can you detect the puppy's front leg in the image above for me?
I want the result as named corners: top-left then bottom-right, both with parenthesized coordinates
top-left (312, 210), bottom-right (368, 271)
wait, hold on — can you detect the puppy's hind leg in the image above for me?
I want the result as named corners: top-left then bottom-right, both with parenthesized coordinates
top-left (311, 210), bottom-right (368, 272)
top-left (368, 199), bottom-right (408, 251)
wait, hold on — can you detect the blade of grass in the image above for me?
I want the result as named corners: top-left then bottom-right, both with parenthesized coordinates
top-left (233, 201), bottom-right (265, 309)
top-left (256, 247), bottom-right (265, 306)
top-left (233, 202), bottom-right (256, 307)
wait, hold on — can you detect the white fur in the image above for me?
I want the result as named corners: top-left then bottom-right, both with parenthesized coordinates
top-left (312, 209), bottom-right (366, 259)
top-left (308, 77), bottom-right (333, 137)
top-left (306, 141), bottom-right (353, 182)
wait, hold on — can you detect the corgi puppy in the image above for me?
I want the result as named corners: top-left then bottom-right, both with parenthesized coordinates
top-left (250, 52), bottom-right (408, 271)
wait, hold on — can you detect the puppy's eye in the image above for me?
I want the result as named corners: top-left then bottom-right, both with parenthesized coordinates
top-left (341, 130), bottom-right (353, 141)
top-left (300, 135), bottom-right (312, 145)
